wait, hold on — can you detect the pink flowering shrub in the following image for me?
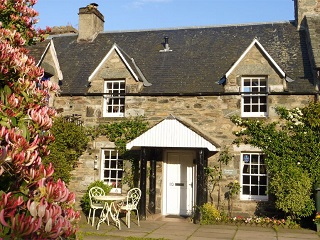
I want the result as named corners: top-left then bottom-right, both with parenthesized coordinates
top-left (0, 1), bottom-right (80, 239)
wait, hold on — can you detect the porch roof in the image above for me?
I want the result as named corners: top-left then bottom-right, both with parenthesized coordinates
top-left (126, 115), bottom-right (219, 151)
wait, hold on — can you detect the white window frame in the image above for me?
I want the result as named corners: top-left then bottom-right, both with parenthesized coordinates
top-left (241, 76), bottom-right (268, 117)
top-left (100, 149), bottom-right (123, 193)
top-left (240, 152), bottom-right (268, 201)
top-left (103, 80), bottom-right (125, 117)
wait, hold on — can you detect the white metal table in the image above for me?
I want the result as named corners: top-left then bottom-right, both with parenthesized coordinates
top-left (94, 194), bottom-right (126, 230)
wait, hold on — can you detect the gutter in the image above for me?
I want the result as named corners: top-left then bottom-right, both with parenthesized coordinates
top-left (59, 91), bottom-right (319, 97)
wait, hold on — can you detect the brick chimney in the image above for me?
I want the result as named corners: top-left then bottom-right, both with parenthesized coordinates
top-left (294, 0), bottom-right (320, 30)
top-left (78, 3), bottom-right (104, 42)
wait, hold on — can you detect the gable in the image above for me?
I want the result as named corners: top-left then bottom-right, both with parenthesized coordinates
top-left (88, 47), bottom-right (142, 94)
top-left (89, 44), bottom-right (139, 83)
top-left (126, 116), bottom-right (219, 151)
top-left (226, 39), bottom-right (285, 81)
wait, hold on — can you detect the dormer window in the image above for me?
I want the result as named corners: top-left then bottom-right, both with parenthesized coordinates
top-left (241, 76), bottom-right (268, 117)
top-left (103, 79), bottom-right (125, 117)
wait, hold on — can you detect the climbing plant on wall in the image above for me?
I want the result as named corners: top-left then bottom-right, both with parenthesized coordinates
top-left (91, 117), bottom-right (149, 187)
top-left (231, 102), bottom-right (320, 219)
top-left (205, 147), bottom-right (232, 209)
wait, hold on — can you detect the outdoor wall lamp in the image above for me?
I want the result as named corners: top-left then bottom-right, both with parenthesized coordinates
top-left (94, 155), bottom-right (98, 170)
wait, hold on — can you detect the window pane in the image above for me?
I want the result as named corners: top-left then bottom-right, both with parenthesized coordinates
top-left (260, 87), bottom-right (267, 93)
top-left (243, 175), bottom-right (250, 184)
top-left (260, 79), bottom-right (267, 86)
top-left (252, 87), bottom-right (259, 93)
top-left (252, 105), bottom-right (259, 112)
top-left (104, 170), bottom-right (110, 178)
top-left (251, 186), bottom-right (258, 195)
top-left (243, 165), bottom-right (249, 173)
top-left (251, 165), bottom-right (258, 174)
top-left (251, 155), bottom-right (258, 163)
top-left (260, 105), bottom-right (267, 112)
top-left (252, 96), bottom-right (259, 103)
top-left (252, 79), bottom-right (259, 86)
top-left (243, 87), bottom-right (251, 92)
top-left (110, 160), bottom-right (117, 168)
top-left (259, 186), bottom-right (267, 196)
top-left (260, 176), bottom-right (267, 185)
top-left (260, 96), bottom-right (267, 103)
top-left (244, 105), bottom-right (251, 112)
top-left (244, 79), bottom-right (251, 86)
top-left (243, 185), bottom-right (250, 195)
top-left (260, 165), bottom-right (266, 174)
top-left (244, 97), bottom-right (251, 104)
top-left (251, 176), bottom-right (258, 184)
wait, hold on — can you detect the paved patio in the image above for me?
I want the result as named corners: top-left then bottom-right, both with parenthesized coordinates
top-left (77, 212), bottom-right (320, 240)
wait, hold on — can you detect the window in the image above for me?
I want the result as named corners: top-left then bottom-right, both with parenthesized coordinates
top-left (101, 149), bottom-right (123, 193)
top-left (240, 153), bottom-right (268, 201)
top-left (241, 77), bottom-right (268, 117)
top-left (103, 80), bottom-right (125, 117)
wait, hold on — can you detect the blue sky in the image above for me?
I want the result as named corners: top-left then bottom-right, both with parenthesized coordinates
top-left (34, 0), bottom-right (295, 31)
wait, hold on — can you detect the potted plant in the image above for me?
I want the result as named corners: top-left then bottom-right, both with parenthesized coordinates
top-left (314, 212), bottom-right (320, 232)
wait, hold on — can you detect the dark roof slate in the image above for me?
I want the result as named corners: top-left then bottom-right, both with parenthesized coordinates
top-left (41, 21), bottom-right (316, 94)
top-left (27, 40), bottom-right (51, 65)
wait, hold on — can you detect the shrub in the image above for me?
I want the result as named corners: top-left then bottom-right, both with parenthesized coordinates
top-left (80, 181), bottom-right (113, 214)
top-left (199, 203), bottom-right (221, 224)
top-left (43, 116), bottom-right (89, 184)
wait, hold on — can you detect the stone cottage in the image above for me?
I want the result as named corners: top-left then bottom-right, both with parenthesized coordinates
top-left (29, 0), bottom-right (320, 221)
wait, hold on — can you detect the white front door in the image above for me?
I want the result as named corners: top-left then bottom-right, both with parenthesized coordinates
top-left (165, 151), bottom-right (195, 216)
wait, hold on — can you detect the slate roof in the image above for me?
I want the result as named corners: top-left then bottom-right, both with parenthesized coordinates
top-left (26, 40), bottom-right (51, 66)
top-left (32, 21), bottom-right (316, 94)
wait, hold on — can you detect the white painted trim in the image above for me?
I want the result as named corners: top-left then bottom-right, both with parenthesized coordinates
top-left (49, 40), bottom-right (63, 80)
top-left (88, 43), bottom-right (139, 82)
top-left (225, 38), bottom-right (285, 78)
top-left (36, 41), bottom-right (50, 67)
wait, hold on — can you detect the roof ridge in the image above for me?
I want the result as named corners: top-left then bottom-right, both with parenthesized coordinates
top-left (99, 20), bottom-right (293, 34)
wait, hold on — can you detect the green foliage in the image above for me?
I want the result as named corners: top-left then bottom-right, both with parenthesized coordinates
top-left (269, 166), bottom-right (314, 218)
top-left (89, 117), bottom-right (149, 187)
top-left (42, 116), bottom-right (89, 183)
top-left (230, 103), bottom-right (320, 219)
top-left (199, 203), bottom-right (221, 225)
top-left (226, 180), bottom-right (241, 198)
top-left (93, 117), bottom-right (149, 154)
top-left (205, 147), bottom-right (232, 206)
top-left (80, 181), bottom-right (113, 214)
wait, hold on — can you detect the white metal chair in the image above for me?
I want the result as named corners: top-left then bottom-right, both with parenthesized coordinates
top-left (88, 186), bottom-right (106, 226)
top-left (120, 188), bottom-right (141, 228)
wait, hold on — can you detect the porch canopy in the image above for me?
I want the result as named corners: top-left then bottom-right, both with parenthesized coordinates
top-left (126, 115), bottom-right (219, 151)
